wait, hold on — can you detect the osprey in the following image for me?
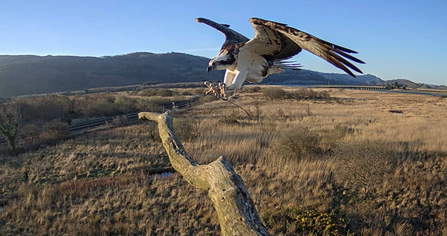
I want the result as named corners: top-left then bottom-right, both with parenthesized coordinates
top-left (196, 17), bottom-right (365, 91)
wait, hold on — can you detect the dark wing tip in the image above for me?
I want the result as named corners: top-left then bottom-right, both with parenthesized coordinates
top-left (196, 17), bottom-right (250, 45)
top-left (195, 18), bottom-right (206, 23)
top-left (250, 17), bottom-right (365, 76)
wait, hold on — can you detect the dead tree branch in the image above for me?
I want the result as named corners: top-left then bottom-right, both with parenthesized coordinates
top-left (139, 111), bottom-right (271, 236)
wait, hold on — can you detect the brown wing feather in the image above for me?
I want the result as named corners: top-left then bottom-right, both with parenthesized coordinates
top-left (243, 19), bottom-right (302, 60)
top-left (249, 18), bottom-right (365, 77)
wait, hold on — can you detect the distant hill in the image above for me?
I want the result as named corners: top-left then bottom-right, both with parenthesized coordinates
top-left (266, 70), bottom-right (383, 86)
top-left (0, 52), bottom-right (437, 97)
top-left (385, 79), bottom-right (447, 90)
top-left (0, 52), bottom-right (223, 97)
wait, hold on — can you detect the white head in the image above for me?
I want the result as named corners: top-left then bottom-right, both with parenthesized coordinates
top-left (207, 44), bottom-right (241, 73)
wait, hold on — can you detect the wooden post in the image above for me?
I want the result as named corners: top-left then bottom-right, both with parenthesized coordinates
top-left (139, 111), bottom-right (271, 236)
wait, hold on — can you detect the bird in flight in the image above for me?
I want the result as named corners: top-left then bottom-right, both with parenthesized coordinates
top-left (196, 17), bottom-right (365, 97)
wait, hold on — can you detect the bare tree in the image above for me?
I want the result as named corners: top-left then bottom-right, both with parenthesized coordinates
top-left (139, 111), bottom-right (271, 236)
top-left (0, 103), bottom-right (20, 153)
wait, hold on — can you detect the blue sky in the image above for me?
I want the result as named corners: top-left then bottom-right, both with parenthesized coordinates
top-left (1, 1), bottom-right (446, 85)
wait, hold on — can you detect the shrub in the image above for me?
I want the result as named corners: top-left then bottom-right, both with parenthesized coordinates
top-left (289, 88), bottom-right (331, 101)
top-left (194, 88), bottom-right (205, 95)
top-left (335, 141), bottom-right (398, 196)
top-left (114, 96), bottom-right (137, 113)
top-left (319, 124), bottom-right (354, 151)
top-left (149, 97), bottom-right (171, 106)
top-left (137, 88), bottom-right (158, 97)
top-left (135, 100), bottom-right (163, 113)
top-left (263, 87), bottom-right (287, 100)
top-left (218, 109), bottom-right (242, 125)
top-left (244, 86), bottom-right (262, 93)
top-left (84, 99), bottom-right (119, 117)
top-left (262, 87), bottom-right (331, 101)
top-left (21, 123), bottom-right (40, 144)
top-left (156, 89), bottom-right (174, 97)
top-left (0, 103), bottom-right (20, 152)
top-left (74, 94), bottom-right (121, 117)
top-left (263, 206), bottom-right (345, 235)
top-left (112, 115), bottom-right (129, 127)
top-left (173, 117), bottom-right (199, 142)
top-left (181, 90), bottom-right (192, 95)
top-left (40, 119), bottom-right (69, 143)
top-left (276, 127), bottom-right (322, 160)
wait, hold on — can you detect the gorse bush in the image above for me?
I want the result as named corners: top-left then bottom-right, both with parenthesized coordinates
top-left (263, 206), bottom-right (345, 236)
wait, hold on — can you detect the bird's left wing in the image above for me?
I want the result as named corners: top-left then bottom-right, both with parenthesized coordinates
top-left (196, 18), bottom-right (250, 48)
top-left (245, 18), bottom-right (365, 77)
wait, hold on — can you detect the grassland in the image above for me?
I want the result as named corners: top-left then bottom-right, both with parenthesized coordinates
top-left (1, 86), bottom-right (447, 235)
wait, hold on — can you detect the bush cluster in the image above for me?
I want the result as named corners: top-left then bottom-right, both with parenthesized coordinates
top-left (264, 206), bottom-right (344, 235)
top-left (263, 87), bottom-right (331, 101)
top-left (13, 95), bottom-right (73, 123)
top-left (137, 88), bottom-right (178, 97)
top-left (263, 87), bottom-right (287, 100)
top-left (1, 92), bottom-right (184, 152)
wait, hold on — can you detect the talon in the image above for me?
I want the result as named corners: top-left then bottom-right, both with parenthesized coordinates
top-left (204, 81), bottom-right (220, 98)
top-left (218, 82), bottom-right (228, 100)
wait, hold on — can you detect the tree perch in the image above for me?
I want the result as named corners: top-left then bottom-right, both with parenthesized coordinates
top-left (139, 111), bottom-right (271, 236)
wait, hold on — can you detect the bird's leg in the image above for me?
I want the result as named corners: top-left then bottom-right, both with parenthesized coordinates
top-left (218, 82), bottom-right (228, 100)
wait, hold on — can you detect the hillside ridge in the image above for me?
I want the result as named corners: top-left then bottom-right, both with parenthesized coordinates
top-left (0, 52), bottom-right (439, 97)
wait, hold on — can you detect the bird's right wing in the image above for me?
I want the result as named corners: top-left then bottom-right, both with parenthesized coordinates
top-left (246, 18), bottom-right (365, 77)
top-left (196, 18), bottom-right (250, 48)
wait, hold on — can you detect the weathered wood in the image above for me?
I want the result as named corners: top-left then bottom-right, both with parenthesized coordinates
top-left (139, 111), bottom-right (271, 236)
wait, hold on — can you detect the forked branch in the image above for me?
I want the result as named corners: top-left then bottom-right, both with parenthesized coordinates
top-left (139, 111), bottom-right (271, 236)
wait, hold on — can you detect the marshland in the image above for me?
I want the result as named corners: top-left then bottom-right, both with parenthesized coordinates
top-left (1, 86), bottom-right (447, 235)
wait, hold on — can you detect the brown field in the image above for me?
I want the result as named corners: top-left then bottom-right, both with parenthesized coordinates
top-left (1, 86), bottom-right (447, 235)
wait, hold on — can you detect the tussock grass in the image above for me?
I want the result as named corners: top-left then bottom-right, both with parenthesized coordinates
top-left (1, 87), bottom-right (447, 235)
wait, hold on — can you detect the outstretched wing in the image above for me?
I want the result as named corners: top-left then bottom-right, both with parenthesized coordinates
top-left (244, 18), bottom-right (365, 77)
top-left (196, 18), bottom-right (250, 48)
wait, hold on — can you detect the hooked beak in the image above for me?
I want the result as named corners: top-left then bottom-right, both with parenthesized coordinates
top-left (207, 65), bottom-right (215, 73)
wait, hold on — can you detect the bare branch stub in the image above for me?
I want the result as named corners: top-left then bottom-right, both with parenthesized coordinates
top-left (138, 111), bottom-right (271, 236)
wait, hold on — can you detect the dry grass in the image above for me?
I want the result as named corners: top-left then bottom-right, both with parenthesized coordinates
top-left (1, 87), bottom-right (447, 235)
